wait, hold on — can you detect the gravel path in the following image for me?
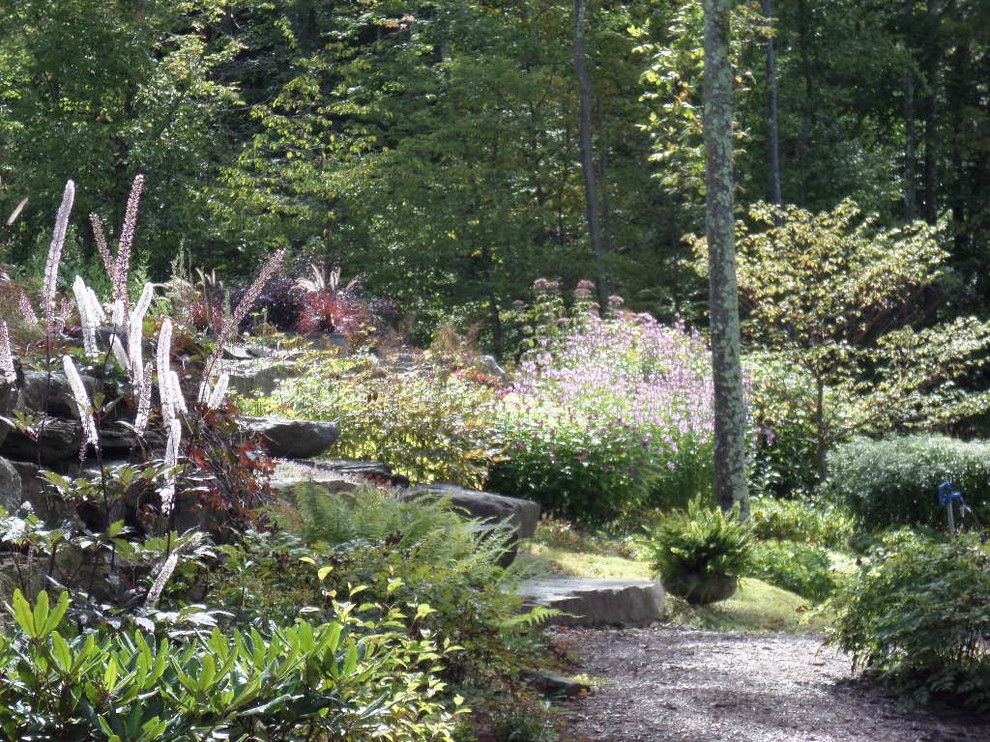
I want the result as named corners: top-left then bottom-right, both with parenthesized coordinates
top-left (557, 627), bottom-right (989, 742)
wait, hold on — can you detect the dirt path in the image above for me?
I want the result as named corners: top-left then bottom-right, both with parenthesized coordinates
top-left (556, 627), bottom-right (989, 742)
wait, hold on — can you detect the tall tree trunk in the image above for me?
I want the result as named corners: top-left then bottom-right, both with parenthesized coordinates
top-left (596, 97), bottom-right (616, 256)
top-left (922, 0), bottom-right (939, 225)
top-left (763, 0), bottom-right (782, 206)
top-left (574, 0), bottom-right (606, 298)
top-left (703, 0), bottom-right (749, 517)
top-left (904, 72), bottom-right (918, 221)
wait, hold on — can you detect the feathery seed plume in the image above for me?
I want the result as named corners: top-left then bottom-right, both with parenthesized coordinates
top-left (18, 292), bottom-right (39, 328)
top-left (62, 355), bottom-right (99, 456)
top-left (42, 181), bottom-right (75, 328)
top-left (134, 362), bottom-right (153, 435)
top-left (0, 322), bottom-right (16, 384)
top-left (114, 174), bottom-right (144, 305)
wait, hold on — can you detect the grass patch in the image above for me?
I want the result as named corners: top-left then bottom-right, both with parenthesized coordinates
top-left (665, 577), bottom-right (829, 634)
top-left (519, 543), bottom-right (652, 580)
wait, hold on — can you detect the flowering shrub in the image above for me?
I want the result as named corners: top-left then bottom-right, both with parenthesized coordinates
top-left (489, 307), bottom-right (715, 524)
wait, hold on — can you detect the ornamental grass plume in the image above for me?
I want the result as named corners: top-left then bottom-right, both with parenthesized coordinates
top-left (90, 174), bottom-right (145, 307)
top-left (42, 181), bottom-right (75, 329)
top-left (198, 248), bottom-right (286, 401)
top-left (62, 355), bottom-right (99, 457)
top-left (72, 276), bottom-right (105, 358)
top-left (129, 283), bottom-right (155, 385)
top-left (133, 362), bottom-right (153, 436)
top-left (0, 321), bottom-right (15, 384)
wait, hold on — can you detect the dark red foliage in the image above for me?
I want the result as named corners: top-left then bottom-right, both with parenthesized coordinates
top-left (296, 290), bottom-right (367, 335)
top-left (189, 298), bottom-right (223, 334)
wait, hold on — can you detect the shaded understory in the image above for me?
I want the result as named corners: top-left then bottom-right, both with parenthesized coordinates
top-left (556, 627), bottom-right (989, 742)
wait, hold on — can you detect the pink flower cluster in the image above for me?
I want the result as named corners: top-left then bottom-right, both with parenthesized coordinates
top-left (508, 311), bottom-right (715, 471)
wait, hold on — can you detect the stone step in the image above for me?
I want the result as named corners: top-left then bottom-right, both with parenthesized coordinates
top-left (519, 578), bottom-right (665, 627)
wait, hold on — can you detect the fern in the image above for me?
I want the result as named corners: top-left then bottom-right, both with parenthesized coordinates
top-left (498, 605), bottom-right (563, 634)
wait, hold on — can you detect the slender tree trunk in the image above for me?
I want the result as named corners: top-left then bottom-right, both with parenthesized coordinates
top-left (703, 0), bottom-right (749, 517)
top-left (763, 0), bottom-right (782, 206)
top-left (814, 375), bottom-right (828, 482)
top-left (596, 97), bottom-right (616, 255)
top-left (922, 0), bottom-right (939, 225)
top-left (904, 73), bottom-right (918, 221)
top-left (574, 0), bottom-right (606, 298)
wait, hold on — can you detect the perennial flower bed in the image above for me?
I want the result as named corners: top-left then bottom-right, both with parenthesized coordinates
top-left (489, 310), bottom-right (715, 524)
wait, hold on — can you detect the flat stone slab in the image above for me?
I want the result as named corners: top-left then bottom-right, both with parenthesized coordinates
top-left (270, 459), bottom-right (363, 502)
top-left (519, 578), bottom-right (664, 627)
top-left (404, 483), bottom-right (540, 539)
top-left (240, 416), bottom-right (340, 458)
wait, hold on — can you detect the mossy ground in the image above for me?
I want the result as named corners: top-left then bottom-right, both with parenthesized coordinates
top-left (522, 521), bottom-right (830, 634)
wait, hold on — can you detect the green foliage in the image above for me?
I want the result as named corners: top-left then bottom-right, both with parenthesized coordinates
top-left (648, 497), bottom-right (752, 602)
top-left (749, 497), bottom-right (854, 549)
top-left (255, 486), bottom-right (548, 689)
top-left (825, 435), bottom-right (990, 530)
top-left (749, 540), bottom-right (838, 603)
top-left (491, 700), bottom-right (557, 742)
top-left (490, 299), bottom-right (715, 525)
top-left (245, 351), bottom-right (499, 487)
top-left (828, 534), bottom-right (990, 711)
top-left (0, 589), bottom-right (460, 740)
top-left (700, 202), bottom-right (990, 479)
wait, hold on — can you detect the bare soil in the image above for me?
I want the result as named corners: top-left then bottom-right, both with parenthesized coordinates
top-left (556, 627), bottom-right (989, 742)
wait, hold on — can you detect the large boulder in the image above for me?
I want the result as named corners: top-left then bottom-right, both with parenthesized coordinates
top-left (240, 416), bottom-right (340, 458)
top-left (21, 370), bottom-right (101, 420)
top-left (518, 578), bottom-right (665, 627)
top-left (219, 359), bottom-right (299, 397)
top-left (0, 417), bottom-right (82, 465)
top-left (0, 457), bottom-right (23, 512)
top-left (0, 363), bottom-right (21, 448)
top-left (403, 483), bottom-right (540, 539)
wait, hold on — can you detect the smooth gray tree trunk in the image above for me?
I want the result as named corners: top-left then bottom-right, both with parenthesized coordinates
top-left (763, 0), bottom-right (782, 205)
top-left (574, 0), bottom-right (606, 298)
top-left (703, 0), bottom-right (749, 516)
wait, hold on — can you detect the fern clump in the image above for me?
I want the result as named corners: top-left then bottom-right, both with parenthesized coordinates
top-left (285, 486), bottom-right (552, 686)
top-left (649, 496), bottom-right (752, 604)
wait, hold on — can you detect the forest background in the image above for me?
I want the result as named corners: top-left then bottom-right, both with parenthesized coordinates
top-left (1, 0), bottom-right (988, 351)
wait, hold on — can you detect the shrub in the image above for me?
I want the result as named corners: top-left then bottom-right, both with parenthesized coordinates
top-left (648, 497), bottom-right (751, 604)
top-left (245, 351), bottom-right (499, 487)
top-left (245, 486), bottom-right (549, 688)
top-left (825, 435), bottom-right (990, 530)
top-left (0, 590), bottom-right (460, 740)
top-left (749, 540), bottom-right (838, 603)
top-left (489, 308), bottom-right (714, 525)
top-left (828, 533), bottom-right (990, 711)
top-left (746, 353), bottom-right (820, 497)
top-left (749, 497), bottom-right (854, 549)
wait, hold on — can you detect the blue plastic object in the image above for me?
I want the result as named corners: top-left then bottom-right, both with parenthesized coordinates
top-left (938, 481), bottom-right (962, 507)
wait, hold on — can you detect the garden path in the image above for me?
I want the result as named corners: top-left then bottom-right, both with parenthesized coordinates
top-left (556, 627), bottom-right (988, 742)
